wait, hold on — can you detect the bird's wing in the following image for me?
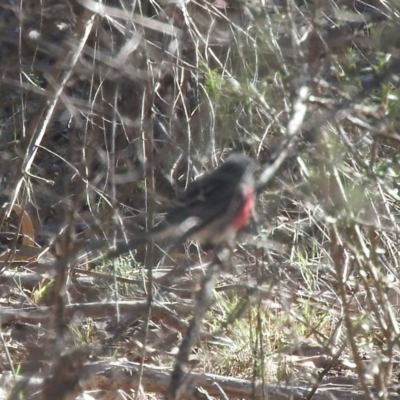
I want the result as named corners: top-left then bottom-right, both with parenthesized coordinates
top-left (165, 172), bottom-right (239, 227)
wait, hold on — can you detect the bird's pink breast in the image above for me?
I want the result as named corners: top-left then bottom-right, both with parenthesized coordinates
top-left (233, 186), bottom-right (254, 229)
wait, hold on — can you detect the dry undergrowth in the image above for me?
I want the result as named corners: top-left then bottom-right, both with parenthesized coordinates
top-left (1, 0), bottom-right (400, 399)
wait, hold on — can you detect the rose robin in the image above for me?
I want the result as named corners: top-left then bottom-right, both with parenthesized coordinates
top-left (106, 153), bottom-right (256, 258)
top-left (148, 153), bottom-right (256, 246)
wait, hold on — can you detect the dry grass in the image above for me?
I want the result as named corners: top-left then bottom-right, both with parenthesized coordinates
top-left (1, 0), bottom-right (400, 399)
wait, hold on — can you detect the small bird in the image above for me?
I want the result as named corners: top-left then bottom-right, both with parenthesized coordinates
top-left (104, 153), bottom-right (256, 260)
top-left (148, 153), bottom-right (257, 246)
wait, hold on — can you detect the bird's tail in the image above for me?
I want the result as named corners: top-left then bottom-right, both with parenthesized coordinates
top-left (104, 222), bottom-right (177, 260)
top-left (106, 236), bottom-right (149, 259)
